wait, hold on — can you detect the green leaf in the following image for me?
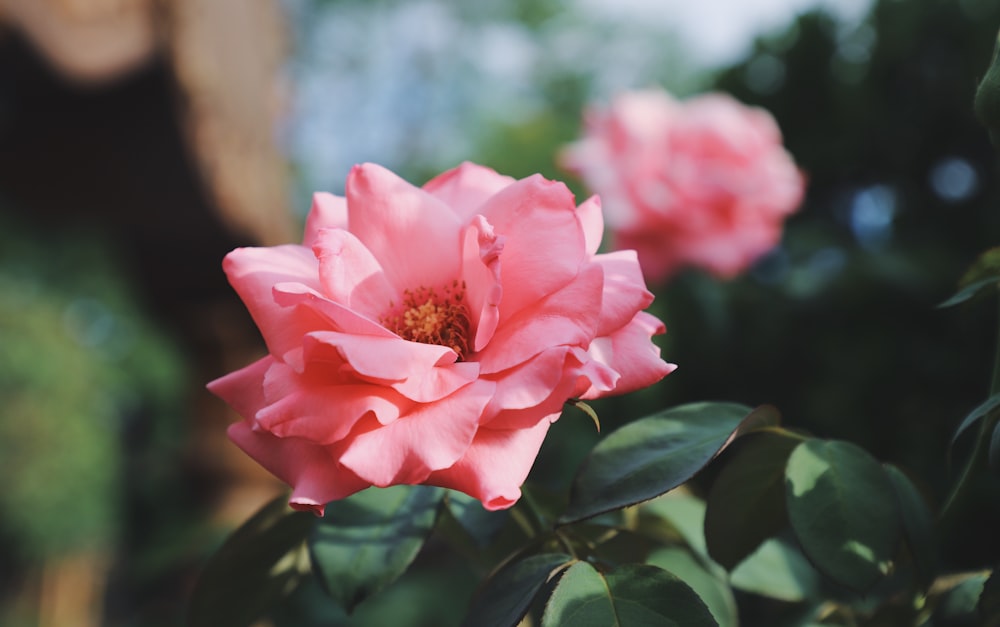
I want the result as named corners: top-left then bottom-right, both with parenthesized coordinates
top-left (938, 276), bottom-right (1000, 308)
top-left (933, 572), bottom-right (989, 624)
top-left (187, 494), bottom-right (315, 627)
top-left (647, 547), bottom-right (738, 627)
top-left (980, 568), bottom-right (1000, 627)
top-left (784, 440), bottom-right (900, 590)
top-left (309, 485), bottom-right (443, 612)
top-left (739, 404), bottom-right (784, 431)
top-left (568, 398), bottom-right (601, 431)
top-left (883, 464), bottom-right (936, 588)
top-left (940, 247), bottom-right (1000, 307)
top-left (560, 402), bottom-right (756, 524)
top-left (729, 537), bottom-right (821, 602)
top-left (704, 429), bottom-right (802, 570)
top-left (462, 553), bottom-right (573, 627)
top-left (951, 393), bottom-right (1000, 452)
top-left (541, 562), bottom-right (718, 627)
top-left (445, 490), bottom-right (508, 548)
top-left (640, 492), bottom-right (710, 555)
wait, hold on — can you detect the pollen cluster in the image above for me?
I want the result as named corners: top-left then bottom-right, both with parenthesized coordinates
top-left (382, 281), bottom-right (471, 360)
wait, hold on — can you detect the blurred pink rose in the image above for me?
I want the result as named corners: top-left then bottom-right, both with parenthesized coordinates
top-left (208, 162), bottom-right (675, 513)
top-left (561, 89), bottom-right (805, 282)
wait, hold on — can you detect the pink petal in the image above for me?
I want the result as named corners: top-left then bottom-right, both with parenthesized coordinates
top-left (425, 418), bottom-right (553, 511)
top-left (570, 345), bottom-right (621, 398)
top-left (580, 311), bottom-right (676, 400)
top-left (422, 161), bottom-right (516, 220)
top-left (223, 244), bottom-right (325, 357)
top-left (206, 356), bottom-right (273, 420)
top-left (228, 420), bottom-right (370, 515)
top-left (272, 282), bottom-right (396, 339)
top-left (479, 174), bottom-right (587, 322)
top-left (483, 348), bottom-right (585, 430)
top-left (591, 250), bottom-right (654, 336)
top-left (485, 347), bottom-right (573, 413)
top-left (339, 379), bottom-right (495, 486)
top-left (576, 195), bottom-right (605, 255)
top-left (312, 227), bottom-right (396, 320)
top-left (254, 361), bottom-right (410, 443)
top-left (346, 163), bottom-right (464, 292)
top-left (303, 331), bottom-right (480, 403)
top-left (462, 216), bottom-right (504, 352)
top-left (303, 192), bottom-right (348, 247)
top-left (483, 346), bottom-right (620, 430)
top-left (476, 262), bottom-right (604, 374)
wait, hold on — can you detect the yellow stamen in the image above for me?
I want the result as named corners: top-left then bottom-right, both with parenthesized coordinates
top-left (381, 283), bottom-right (471, 360)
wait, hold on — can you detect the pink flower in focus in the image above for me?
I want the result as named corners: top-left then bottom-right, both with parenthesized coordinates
top-left (561, 89), bottom-right (805, 282)
top-left (208, 162), bottom-right (675, 513)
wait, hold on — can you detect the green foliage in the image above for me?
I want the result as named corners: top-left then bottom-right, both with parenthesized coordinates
top-left (981, 568), bottom-right (1000, 627)
top-left (939, 248), bottom-right (1000, 307)
top-left (462, 553), bottom-right (573, 627)
top-left (883, 463), bottom-right (935, 588)
top-left (932, 573), bottom-right (991, 625)
top-left (0, 213), bottom-right (186, 560)
top-left (187, 495), bottom-right (314, 627)
top-left (561, 402), bottom-right (757, 523)
top-left (704, 429), bottom-right (803, 570)
top-left (309, 485), bottom-right (444, 611)
top-left (784, 439), bottom-right (899, 591)
top-left (646, 547), bottom-right (738, 627)
top-left (541, 562), bottom-right (717, 627)
top-left (729, 537), bottom-right (821, 603)
top-left (975, 28), bottom-right (1000, 146)
top-left (991, 422), bottom-right (1000, 473)
top-left (950, 393), bottom-right (1000, 450)
top-left (444, 491), bottom-right (509, 548)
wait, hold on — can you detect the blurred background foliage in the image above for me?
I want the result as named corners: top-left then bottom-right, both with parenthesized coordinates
top-left (0, 212), bottom-right (187, 559)
top-left (3, 0), bottom-right (1000, 624)
top-left (0, 212), bottom-right (191, 626)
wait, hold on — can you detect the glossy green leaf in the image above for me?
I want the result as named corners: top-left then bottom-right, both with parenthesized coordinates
top-left (647, 547), bottom-right (738, 627)
top-left (784, 440), bottom-right (899, 590)
top-left (462, 553), bottom-right (573, 627)
top-left (950, 393), bottom-right (1000, 452)
top-left (883, 464), bottom-right (935, 588)
top-left (729, 537), bottom-right (821, 602)
top-left (187, 494), bottom-right (315, 627)
top-left (561, 402), bottom-right (755, 524)
top-left (309, 485), bottom-right (443, 612)
top-left (705, 430), bottom-right (802, 570)
top-left (541, 562), bottom-right (718, 627)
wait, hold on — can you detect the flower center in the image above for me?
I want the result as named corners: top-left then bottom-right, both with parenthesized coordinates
top-left (382, 281), bottom-right (471, 360)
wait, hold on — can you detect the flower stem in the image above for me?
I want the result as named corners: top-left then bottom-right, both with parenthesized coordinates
top-left (938, 293), bottom-right (1000, 529)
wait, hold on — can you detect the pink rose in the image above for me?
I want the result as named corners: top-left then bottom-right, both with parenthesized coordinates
top-left (208, 162), bottom-right (675, 513)
top-left (561, 89), bottom-right (805, 282)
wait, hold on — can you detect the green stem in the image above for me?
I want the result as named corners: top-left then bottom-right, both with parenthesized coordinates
top-left (508, 505), bottom-right (539, 539)
top-left (938, 295), bottom-right (1000, 527)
